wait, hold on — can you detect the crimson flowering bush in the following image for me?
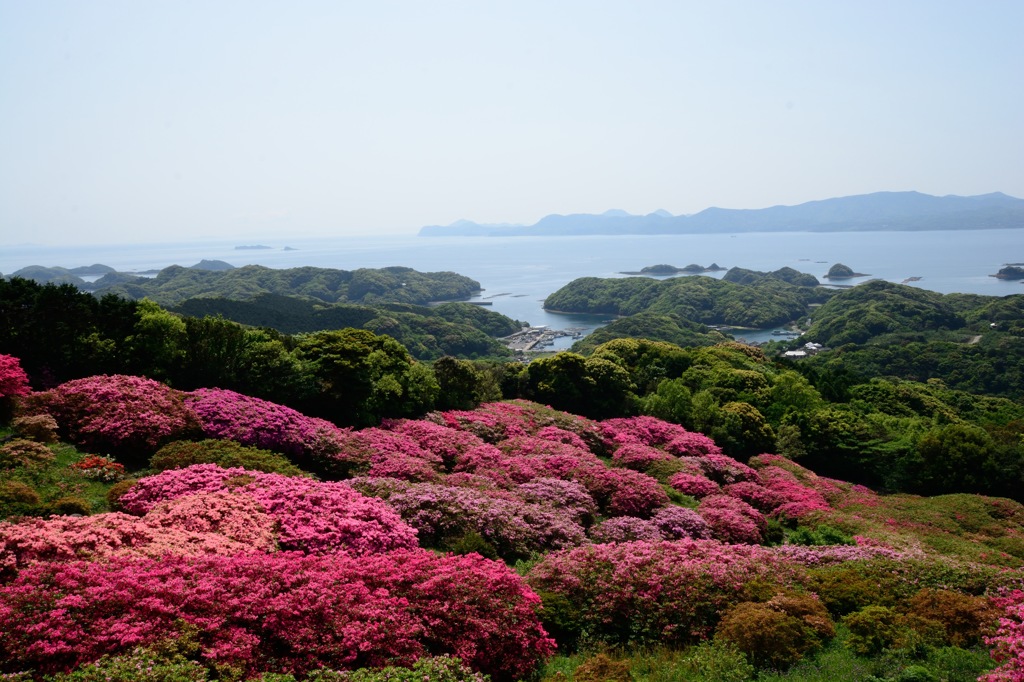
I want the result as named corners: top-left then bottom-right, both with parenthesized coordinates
top-left (23, 375), bottom-right (199, 459)
top-left (982, 589), bottom-right (1024, 682)
top-left (0, 550), bottom-right (554, 680)
top-left (119, 465), bottom-right (418, 555)
top-left (430, 400), bottom-right (599, 447)
top-left (0, 355), bottom-right (30, 401)
top-left (526, 539), bottom-right (802, 647)
top-left (373, 482), bottom-right (586, 559)
top-left (69, 454), bottom-right (126, 482)
top-left (668, 472), bottom-right (721, 499)
top-left (188, 388), bottom-right (347, 465)
top-left (698, 494), bottom-right (767, 544)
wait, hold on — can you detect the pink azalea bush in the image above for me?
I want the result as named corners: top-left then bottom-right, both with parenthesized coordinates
top-left (22, 375), bottom-right (199, 457)
top-left (381, 418), bottom-right (486, 469)
top-left (573, 465), bottom-right (669, 518)
top-left (755, 465), bottom-right (831, 520)
top-left (119, 464), bottom-right (418, 555)
top-left (371, 481), bottom-right (587, 559)
top-left (589, 516), bottom-right (663, 543)
top-left (517, 478), bottom-right (598, 526)
top-left (598, 415), bottom-right (694, 449)
top-left (982, 589), bottom-right (1024, 682)
top-left (0, 550), bottom-right (555, 680)
top-left (668, 472), bottom-right (721, 499)
top-left (723, 481), bottom-right (786, 513)
top-left (188, 388), bottom-right (347, 465)
top-left (663, 430), bottom-right (724, 457)
top-left (527, 539), bottom-right (802, 647)
top-left (331, 427), bottom-right (444, 481)
top-left (430, 400), bottom-right (599, 447)
top-left (651, 505), bottom-right (713, 540)
top-left (698, 494), bottom-right (767, 544)
top-left (610, 443), bottom-right (676, 472)
top-left (0, 355), bottom-right (30, 401)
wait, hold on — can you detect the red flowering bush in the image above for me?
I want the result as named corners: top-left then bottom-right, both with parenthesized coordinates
top-left (527, 539), bottom-right (801, 648)
top-left (698, 494), bottom-right (767, 544)
top-left (22, 375), bottom-right (200, 460)
top-left (188, 388), bottom-right (347, 465)
top-left (0, 550), bottom-right (555, 680)
top-left (723, 481), bottom-right (786, 513)
top-left (0, 355), bottom-right (30, 401)
top-left (663, 431), bottom-right (724, 457)
top-left (69, 454), bottom-right (126, 482)
top-left (119, 465), bottom-right (418, 555)
top-left (755, 466), bottom-right (831, 520)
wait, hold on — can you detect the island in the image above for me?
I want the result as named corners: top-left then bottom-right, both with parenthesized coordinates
top-left (822, 263), bottom-right (870, 279)
top-left (619, 263), bottom-right (726, 276)
top-left (993, 265), bottom-right (1024, 280)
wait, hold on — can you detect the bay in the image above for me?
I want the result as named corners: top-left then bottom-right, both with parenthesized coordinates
top-left (3, 230), bottom-right (1023, 349)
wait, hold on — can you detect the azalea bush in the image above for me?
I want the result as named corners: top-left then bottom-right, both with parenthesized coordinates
top-left (982, 589), bottom-right (1024, 682)
top-left (119, 464), bottom-right (418, 555)
top-left (187, 388), bottom-right (346, 466)
top-left (69, 455), bottom-right (126, 483)
top-left (21, 375), bottom-right (200, 461)
top-left (0, 550), bottom-right (554, 680)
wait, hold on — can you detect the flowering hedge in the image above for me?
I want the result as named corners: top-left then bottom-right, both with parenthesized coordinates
top-left (187, 388), bottom-right (347, 465)
top-left (22, 375), bottom-right (200, 458)
top-left (0, 550), bottom-right (554, 680)
top-left (119, 465), bottom-right (418, 555)
top-left (526, 539), bottom-right (802, 647)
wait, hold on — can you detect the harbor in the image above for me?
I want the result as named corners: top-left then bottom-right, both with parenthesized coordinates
top-left (504, 326), bottom-right (586, 352)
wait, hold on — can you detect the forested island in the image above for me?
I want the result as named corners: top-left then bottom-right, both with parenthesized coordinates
top-left (2, 266), bottom-right (1024, 681)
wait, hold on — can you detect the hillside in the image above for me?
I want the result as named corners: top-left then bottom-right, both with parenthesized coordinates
top-left (420, 191), bottom-right (1024, 236)
top-left (1, 366), bottom-right (1023, 680)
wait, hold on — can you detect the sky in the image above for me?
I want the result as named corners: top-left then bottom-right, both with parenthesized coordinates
top-left (1, 1), bottom-right (1022, 245)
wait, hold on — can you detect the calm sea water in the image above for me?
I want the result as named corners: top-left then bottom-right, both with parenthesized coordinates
top-left (3, 230), bottom-right (1023, 348)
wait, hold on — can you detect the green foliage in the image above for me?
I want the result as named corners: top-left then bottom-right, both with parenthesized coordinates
top-left (45, 645), bottom-right (209, 681)
top-left (571, 312), bottom-right (727, 355)
top-left (843, 606), bottom-right (910, 656)
top-left (522, 352), bottom-right (636, 419)
top-left (150, 440), bottom-right (310, 477)
top-left (329, 656), bottom-right (488, 682)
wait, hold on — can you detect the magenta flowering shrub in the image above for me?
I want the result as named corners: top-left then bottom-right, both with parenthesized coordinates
top-left (668, 472), bottom-right (721, 499)
top-left (381, 418), bottom-right (485, 469)
top-left (378, 482), bottom-right (587, 559)
top-left (431, 400), bottom-right (599, 447)
top-left (0, 355), bottom-right (30, 400)
top-left (589, 516), bottom-right (662, 543)
top-left (119, 465), bottom-right (418, 555)
top-left (651, 505), bottom-right (713, 540)
top-left (518, 478), bottom-right (598, 526)
top-left (0, 550), bottom-right (554, 680)
top-left (695, 453), bottom-right (759, 485)
top-left (533, 425), bottom-right (592, 452)
top-left (23, 375), bottom-right (199, 457)
top-left (188, 388), bottom-right (347, 464)
top-left (698, 494), bottom-right (767, 544)
top-left (663, 431), bottom-right (724, 457)
top-left (331, 427), bottom-right (444, 482)
top-left (573, 465), bottom-right (669, 518)
top-left (755, 466), bottom-right (831, 520)
top-left (723, 481), bottom-right (786, 513)
top-left (598, 415), bottom-right (693, 449)
top-left (527, 539), bottom-right (802, 647)
top-left (611, 443), bottom-right (676, 472)
top-left (982, 589), bottom-right (1024, 682)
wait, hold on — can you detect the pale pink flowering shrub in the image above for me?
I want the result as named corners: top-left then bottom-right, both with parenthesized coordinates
top-left (527, 539), bottom-right (802, 647)
top-left (0, 355), bottom-right (30, 400)
top-left (589, 516), bottom-right (662, 543)
top-left (119, 464), bottom-right (418, 555)
top-left (981, 589), bottom-right (1024, 682)
top-left (698, 494), bottom-right (767, 544)
top-left (24, 375), bottom-right (199, 457)
top-left (611, 443), bottom-right (676, 472)
top-left (188, 387), bottom-right (347, 464)
top-left (518, 478), bottom-right (598, 526)
top-left (668, 472), bottom-right (721, 499)
top-left (0, 504), bottom-right (277, 577)
top-left (651, 505), bottom-right (713, 540)
top-left (378, 482), bottom-right (587, 559)
top-left (0, 550), bottom-right (554, 680)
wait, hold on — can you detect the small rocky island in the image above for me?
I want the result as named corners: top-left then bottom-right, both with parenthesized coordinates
top-left (620, 263), bottom-right (726, 276)
top-left (822, 263), bottom-right (870, 279)
top-left (993, 265), bottom-right (1024, 280)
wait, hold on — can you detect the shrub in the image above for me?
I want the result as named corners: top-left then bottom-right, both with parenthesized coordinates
top-left (23, 375), bottom-right (199, 462)
top-left (906, 588), bottom-right (999, 648)
top-left (381, 418), bottom-right (486, 470)
top-left (105, 479), bottom-right (137, 512)
top-left (651, 505), bottom-right (713, 540)
top-left (517, 478), bottom-right (598, 526)
top-left (611, 443), bottom-right (675, 472)
top-left (45, 645), bottom-right (210, 681)
top-left (668, 472), bottom-right (721, 499)
top-left (574, 465), bottom-right (669, 518)
top-left (698, 494), bottom-right (766, 544)
top-left (151, 439), bottom-right (309, 477)
top-left (715, 602), bottom-right (819, 670)
top-left (339, 656), bottom-right (489, 682)
top-left (527, 539), bottom-right (801, 649)
top-left (0, 355), bottom-right (30, 405)
top-left (589, 516), bottom-right (662, 543)
top-left (11, 414), bottom-right (58, 443)
top-left (982, 589), bottom-right (1024, 682)
top-left (47, 496), bottom-right (91, 516)
top-left (0, 550), bottom-right (553, 680)
top-left (598, 416), bottom-right (694, 450)
top-left (843, 606), bottom-right (910, 655)
top-left (573, 653), bottom-right (631, 682)
top-left (0, 439), bottom-right (54, 469)
top-left (69, 454), bottom-right (126, 483)
top-left (0, 482), bottom-right (40, 517)
top-left (187, 388), bottom-right (346, 466)
top-left (119, 465), bottom-right (419, 556)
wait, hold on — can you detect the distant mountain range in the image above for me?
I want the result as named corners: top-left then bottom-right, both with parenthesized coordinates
top-left (419, 191), bottom-right (1024, 236)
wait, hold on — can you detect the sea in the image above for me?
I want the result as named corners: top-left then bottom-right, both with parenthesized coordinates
top-left (3, 230), bottom-right (1023, 349)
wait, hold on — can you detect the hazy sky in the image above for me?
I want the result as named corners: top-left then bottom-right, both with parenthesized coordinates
top-left (2, 1), bottom-right (1022, 244)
